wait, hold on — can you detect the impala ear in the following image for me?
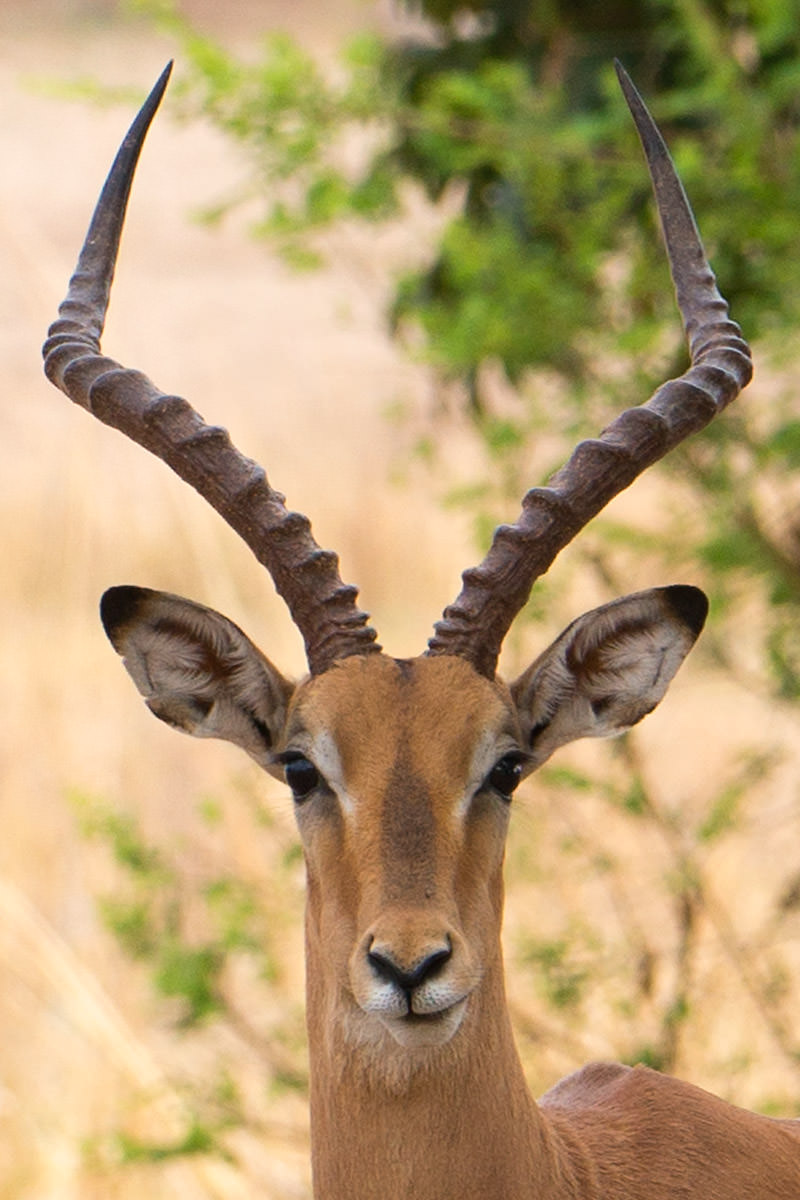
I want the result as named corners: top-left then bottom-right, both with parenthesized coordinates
top-left (100, 586), bottom-right (294, 776)
top-left (511, 585), bottom-right (708, 769)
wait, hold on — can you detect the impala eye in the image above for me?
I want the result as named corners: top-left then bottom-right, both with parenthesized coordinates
top-left (486, 754), bottom-right (525, 801)
top-left (282, 754), bottom-right (320, 802)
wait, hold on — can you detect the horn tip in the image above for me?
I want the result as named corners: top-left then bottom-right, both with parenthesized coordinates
top-left (146, 60), bottom-right (174, 114)
top-left (613, 58), bottom-right (647, 121)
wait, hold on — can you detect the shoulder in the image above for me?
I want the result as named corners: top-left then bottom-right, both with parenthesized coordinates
top-left (539, 1060), bottom-right (634, 1109)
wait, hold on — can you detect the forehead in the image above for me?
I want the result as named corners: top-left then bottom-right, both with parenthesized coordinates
top-left (285, 654), bottom-right (519, 783)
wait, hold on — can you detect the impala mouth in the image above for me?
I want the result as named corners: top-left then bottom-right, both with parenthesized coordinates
top-left (404, 1004), bottom-right (456, 1024)
top-left (379, 995), bottom-right (469, 1047)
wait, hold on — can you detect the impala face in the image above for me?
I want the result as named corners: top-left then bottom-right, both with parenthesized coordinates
top-left (282, 654), bottom-right (523, 1050)
top-left (98, 582), bottom-right (708, 1058)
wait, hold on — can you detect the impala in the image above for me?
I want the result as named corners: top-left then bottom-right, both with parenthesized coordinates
top-left (44, 61), bottom-right (800, 1198)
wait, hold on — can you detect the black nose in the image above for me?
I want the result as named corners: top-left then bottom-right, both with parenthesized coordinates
top-left (368, 940), bottom-right (452, 995)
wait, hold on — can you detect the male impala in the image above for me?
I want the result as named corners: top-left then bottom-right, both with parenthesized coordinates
top-left (44, 61), bottom-right (799, 1198)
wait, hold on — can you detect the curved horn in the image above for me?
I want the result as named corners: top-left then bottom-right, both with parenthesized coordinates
top-left (42, 63), bottom-right (381, 675)
top-left (427, 61), bottom-right (752, 677)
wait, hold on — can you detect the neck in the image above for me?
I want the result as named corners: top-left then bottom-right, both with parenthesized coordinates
top-left (305, 937), bottom-right (567, 1200)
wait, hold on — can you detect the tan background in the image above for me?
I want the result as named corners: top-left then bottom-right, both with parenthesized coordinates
top-left (1, 3), bottom-right (798, 1197)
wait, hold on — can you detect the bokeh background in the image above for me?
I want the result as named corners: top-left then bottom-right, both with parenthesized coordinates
top-left (2, 2), bottom-right (799, 1196)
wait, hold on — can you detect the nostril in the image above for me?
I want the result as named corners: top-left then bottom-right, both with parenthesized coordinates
top-left (367, 938), bottom-right (452, 994)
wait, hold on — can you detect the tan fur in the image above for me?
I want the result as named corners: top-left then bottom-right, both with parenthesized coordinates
top-left (102, 590), bottom-right (800, 1197)
top-left (288, 656), bottom-right (800, 1199)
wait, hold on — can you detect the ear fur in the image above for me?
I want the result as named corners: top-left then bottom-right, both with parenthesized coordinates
top-left (100, 586), bottom-right (294, 775)
top-left (511, 585), bottom-right (707, 768)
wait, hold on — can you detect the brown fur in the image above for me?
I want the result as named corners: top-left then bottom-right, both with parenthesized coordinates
top-left (103, 593), bottom-right (800, 1198)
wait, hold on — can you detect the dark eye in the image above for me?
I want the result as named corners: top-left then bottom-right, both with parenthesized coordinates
top-left (283, 754), bottom-right (320, 802)
top-left (486, 754), bottom-right (525, 800)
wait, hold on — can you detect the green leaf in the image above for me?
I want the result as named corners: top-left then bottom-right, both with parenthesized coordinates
top-left (155, 942), bottom-right (223, 1025)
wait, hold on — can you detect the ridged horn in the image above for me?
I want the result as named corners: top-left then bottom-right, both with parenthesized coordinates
top-left (426, 61), bottom-right (752, 677)
top-left (42, 62), bottom-right (381, 675)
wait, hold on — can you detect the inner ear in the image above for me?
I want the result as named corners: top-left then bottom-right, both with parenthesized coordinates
top-left (101, 585), bottom-right (294, 774)
top-left (511, 585), bottom-right (707, 769)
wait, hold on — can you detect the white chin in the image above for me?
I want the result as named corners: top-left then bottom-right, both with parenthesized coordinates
top-left (379, 998), bottom-right (467, 1049)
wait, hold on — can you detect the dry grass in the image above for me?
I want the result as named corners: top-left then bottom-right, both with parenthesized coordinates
top-left (1, 3), bottom-right (799, 1197)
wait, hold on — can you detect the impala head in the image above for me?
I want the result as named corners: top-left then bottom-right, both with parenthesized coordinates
top-left (44, 62), bottom-right (751, 1063)
top-left (97, 581), bottom-right (707, 1056)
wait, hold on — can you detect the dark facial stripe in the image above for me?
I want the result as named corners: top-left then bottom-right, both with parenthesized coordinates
top-left (380, 739), bottom-right (437, 903)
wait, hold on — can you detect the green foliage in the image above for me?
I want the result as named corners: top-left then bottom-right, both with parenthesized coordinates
top-left (115, 1120), bottom-right (218, 1164)
top-left (154, 940), bottom-right (223, 1024)
top-left (76, 797), bottom-right (168, 879)
top-left (512, 739), bottom-right (800, 1090)
top-left (697, 750), bottom-right (776, 843)
top-left (520, 934), bottom-right (590, 1010)
top-left (127, 0), bottom-right (397, 263)
top-left (73, 793), bottom-right (283, 1026)
top-left (73, 788), bottom-right (307, 1174)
